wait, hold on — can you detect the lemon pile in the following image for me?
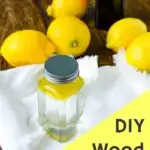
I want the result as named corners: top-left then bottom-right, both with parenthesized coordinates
top-left (0, 0), bottom-right (90, 67)
top-left (106, 17), bottom-right (150, 71)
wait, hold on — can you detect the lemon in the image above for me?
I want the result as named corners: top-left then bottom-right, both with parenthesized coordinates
top-left (106, 18), bottom-right (147, 52)
top-left (126, 32), bottom-right (150, 71)
top-left (1, 30), bottom-right (56, 67)
top-left (47, 16), bottom-right (91, 57)
top-left (47, 0), bottom-right (88, 18)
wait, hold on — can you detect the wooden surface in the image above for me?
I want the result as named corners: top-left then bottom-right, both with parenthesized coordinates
top-left (78, 28), bottom-right (114, 66)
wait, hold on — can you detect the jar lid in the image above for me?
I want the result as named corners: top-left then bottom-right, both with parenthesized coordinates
top-left (44, 55), bottom-right (79, 84)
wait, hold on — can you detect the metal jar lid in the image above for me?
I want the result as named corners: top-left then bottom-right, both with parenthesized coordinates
top-left (44, 55), bottom-right (79, 84)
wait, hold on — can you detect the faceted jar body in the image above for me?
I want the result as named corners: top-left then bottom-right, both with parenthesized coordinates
top-left (38, 76), bottom-right (85, 142)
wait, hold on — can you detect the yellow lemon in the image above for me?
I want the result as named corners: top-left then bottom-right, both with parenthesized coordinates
top-left (47, 16), bottom-right (91, 57)
top-left (1, 30), bottom-right (56, 67)
top-left (126, 32), bottom-right (150, 71)
top-left (47, 0), bottom-right (88, 18)
top-left (106, 18), bottom-right (147, 52)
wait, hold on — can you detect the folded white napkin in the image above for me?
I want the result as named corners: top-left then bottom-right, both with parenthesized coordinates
top-left (0, 56), bottom-right (99, 150)
top-left (0, 55), bottom-right (148, 150)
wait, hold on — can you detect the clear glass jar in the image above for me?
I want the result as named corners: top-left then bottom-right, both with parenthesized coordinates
top-left (37, 55), bottom-right (85, 142)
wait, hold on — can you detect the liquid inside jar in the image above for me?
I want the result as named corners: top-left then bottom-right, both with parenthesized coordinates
top-left (38, 76), bottom-right (85, 142)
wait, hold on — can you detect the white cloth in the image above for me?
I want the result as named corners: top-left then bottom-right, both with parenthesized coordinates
top-left (0, 55), bottom-right (148, 150)
top-left (114, 49), bottom-right (150, 95)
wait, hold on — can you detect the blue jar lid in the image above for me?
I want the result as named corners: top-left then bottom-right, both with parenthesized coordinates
top-left (44, 55), bottom-right (79, 84)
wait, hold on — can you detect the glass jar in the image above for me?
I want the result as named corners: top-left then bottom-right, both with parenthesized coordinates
top-left (37, 55), bottom-right (85, 142)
